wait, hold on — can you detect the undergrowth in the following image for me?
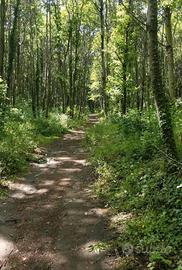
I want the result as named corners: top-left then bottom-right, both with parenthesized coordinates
top-left (0, 108), bottom-right (70, 176)
top-left (86, 108), bottom-right (182, 270)
top-left (0, 82), bottom-right (87, 178)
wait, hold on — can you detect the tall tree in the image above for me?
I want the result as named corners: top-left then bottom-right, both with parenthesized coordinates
top-left (0, 0), bottom-right (5, 78)
top-left (164, 5), bottom-right (176, 99)
top-left (147, 0), bottom-right (177, 160)
top-left (7, 0), bottom-right (21, 99)
top-left (99, 0), bottom-right (108, 115)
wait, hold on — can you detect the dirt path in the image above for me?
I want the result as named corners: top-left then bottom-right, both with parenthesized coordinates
top-left (0, 115), bottom-right (115, 270)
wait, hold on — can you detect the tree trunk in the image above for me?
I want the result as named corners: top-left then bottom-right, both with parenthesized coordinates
top-left (122, 41), bottom-right (128, 115)
top-left (7, 0), bottom-right (20, 99)
top-left (121, 0), bottom-right (133, 114)
top-left (100, 0), bottom-right (108, 115)
top-left (0, 0), bottom-right (5, 78)
top-left (140, 31), bottom-right (147, 111)
top-left (164, 5), bottom-right (175, 99)
top-left (147, 0), bottom-right (177, 161)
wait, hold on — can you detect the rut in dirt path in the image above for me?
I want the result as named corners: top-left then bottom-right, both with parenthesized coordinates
top-left (0, 115), bottom-right (115, 270)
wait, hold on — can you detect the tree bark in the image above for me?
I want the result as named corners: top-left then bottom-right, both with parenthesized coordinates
top-left (121, 0), bottom-right (133, 114)
top-left (147, 0), bottom-right (177, 160)
top-left (7, 0), bottom-right (20, 99)
top-left (0, 0), bottom-right (5, 78)
top-left (140, 31), bottom-right (147, 111)
top-left (164, 5), bottom-right (175, 99)
top-left (100, 0), bottom-right (108, 115)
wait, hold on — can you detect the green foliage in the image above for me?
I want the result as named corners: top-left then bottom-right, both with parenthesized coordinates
top-left (0, 179), bottom-right (8, 198)
top-left (68, 111), bottom-right (89, 128)
top-left (34, 113), bottom-right (68, 137)
top-left (86, 110), bottom-right (182, 270)
top-left (0, 108), bottom-right (37, 175)
top-left (174, 99), bottom-right (182, 155)
top-left (88, 241), bottom-right (111, 254)
top-left (0, 108), bottom-right (69, 177)
top-left (0, 79), bottom-right (8, 131)
top-left (0, 120), bottom-right (36, 175)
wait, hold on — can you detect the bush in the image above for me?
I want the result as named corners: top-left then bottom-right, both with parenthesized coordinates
top-left (0, 108), bottom-right (69, 176)
top-left (0, 120), bottom-right (36, 175)
top-left (86, 109), bottom-right (182, 270)
top-left (68, 113), bottom-right (88, 128)
top-left (34, 113), bottom-right (68, 137)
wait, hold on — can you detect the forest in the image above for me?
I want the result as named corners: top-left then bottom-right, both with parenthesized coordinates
top-left (0, 0), bottom-right (182, 269)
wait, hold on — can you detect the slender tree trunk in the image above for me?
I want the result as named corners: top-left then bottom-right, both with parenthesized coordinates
top-left (120, 0), bottom-right (133, 115)
top-left (69, 26), bottom-right (73, 117)
top-left (7, 0), bottom-right (20, 99)
top-left (147, 0), bottom-right (177, 160)
top-left (36, 48), bottom-right (40, 116)
top-left (73, 18), bottom-right (80, 113)
top-left (29, 0), bottom-right (37, 118)
top-left (0, 0), bottom-right (5, 78)
top-left (44, 2), bottom-right (51, 118)
top-left (122, 40), bottom-right (128, 115)
top-left (164, 5), bottom-right (175, 99)
top-left (141, 32), bottom-right (147, 111)
top-left (100, 0), bottom-right (108, 115)
top-left (135, 53), bottom-right (140, 111)
top-left (46, 2), bottom-right (52, 117)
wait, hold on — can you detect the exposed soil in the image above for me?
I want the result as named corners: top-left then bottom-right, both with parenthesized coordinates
top-left (0, 115), bottom-right (116, 270)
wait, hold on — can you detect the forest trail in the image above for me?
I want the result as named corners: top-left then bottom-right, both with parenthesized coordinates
top-left (0, 115), bottom-right (115, 270)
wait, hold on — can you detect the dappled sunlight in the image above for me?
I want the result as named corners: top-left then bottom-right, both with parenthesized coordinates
top-left (87, 208), bottom-right (110, 217)
top-left (36, 188), bottom-right (48, 194)
top-left (72, 159), bottom-right (86, 165)
top-left (10, 183), bottom-right (37, 195)
top-left (10, 192), bottom-right (27, 199)
top-left (63, 130), bottom-right (85, 141)
top-left (0, 118), bottom-right (114, 269)
top-left (33, 157), bottom-right (62, 168)
top-left (9, 182), bottom-right (49, 199)
top-left (88, 115), bottom-right (99, 125)
top-left (0, 234), bottom-right (14, 261)
top-left (56, 156), bottom-right (72, 161)
top-left (60, 168), bottom-right (82, 173)
top-left (70, 130), bottom-right (85, 135)
top-left (111, 212), bottom-right (132, 224)
top-left (57, 178), bottom-right (71, 188)
top-left (39, 180), bottom-right (55, 186)
top-left (110, 212), bottom-right (133, 232)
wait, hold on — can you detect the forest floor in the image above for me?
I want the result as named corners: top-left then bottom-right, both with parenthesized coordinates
top-left (0, 115), bottom-right (117, 270)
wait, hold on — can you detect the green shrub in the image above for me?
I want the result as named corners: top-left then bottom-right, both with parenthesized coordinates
top-left (0, 79), bottom-right (8, 132)
top-left (0, 120), bottom-right (36, 175)
top-left (86, 109), bottom-right (182, 270)
top-left (68, 113), bottom-right (88, 128)
top-left (34, 113), bottom-right (68, 137)
top-left (0, 109), bottom-right (70, 176)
